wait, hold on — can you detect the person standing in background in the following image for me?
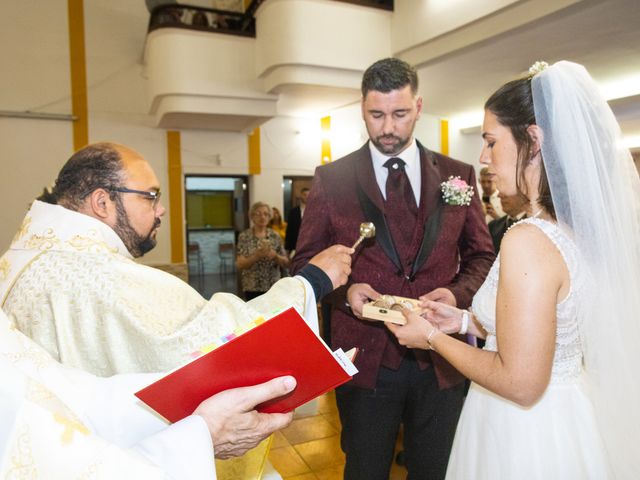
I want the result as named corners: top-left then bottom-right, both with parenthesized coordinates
top-left (487, 193), bottom-right (528, 253)
top-left (479, 166), bottom-right (504, 222)
top-left (291, 58), bottom-right (494, 480)
top-left (268, 207), bottom-right (287, 245)
top-left (284, 187), bottom-right (309, 257)
top-left (237, 201), bottom-right (290, 300)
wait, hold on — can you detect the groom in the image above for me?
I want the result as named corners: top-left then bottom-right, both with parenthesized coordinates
top-left (291, 58), bottom-right (494, 479)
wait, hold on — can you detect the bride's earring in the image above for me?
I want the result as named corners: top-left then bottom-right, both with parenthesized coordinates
top-left (526, 125), bottom-right (544, 162)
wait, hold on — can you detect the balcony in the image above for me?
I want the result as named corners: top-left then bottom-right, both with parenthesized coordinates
top-left (143, 0), bottom-right (391, 131)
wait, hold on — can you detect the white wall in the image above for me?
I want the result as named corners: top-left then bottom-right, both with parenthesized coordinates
top-left (0, 0), bottom-right (474, 264)
top-left (450, 127), bottom-right (483, 173)
top-left (257, 116), bottom-right (325, 213)
top-left (392, 0), bottom-right (519, 54)
top-left (329, 105), bottom-right (367, 158)
top-left (256, 0), bottom-right (391, 81)
top-left (0, 118), bottom-right (73, 248)
top-left (182, 130), bottom-right (248, 175)
top-left (0, 0), bottom-right (71, 113)
top-left (0, 0), bottom-right (171, 261)
top-left (0, 0), bottom-right (329, 262)
top-left (0, 0), bottom-right (73, 251)
top-left (145, 29), bottom-right (270, 103)
top-left (413, 112), bottom-right (442, 153)
top-left (85, 1), bottom-right (174, 265)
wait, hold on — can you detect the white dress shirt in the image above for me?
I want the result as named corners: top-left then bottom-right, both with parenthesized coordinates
top-left (369, 139), bottom-right (421, 205)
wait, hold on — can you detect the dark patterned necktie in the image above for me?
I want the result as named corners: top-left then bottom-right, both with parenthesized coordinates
top-left (383, 157), bottom-right (418, 255)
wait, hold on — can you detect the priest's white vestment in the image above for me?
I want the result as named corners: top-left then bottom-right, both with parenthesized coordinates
top-left (0, 308), bottom-right (217, 479)
top-left (0, 201), bottom-right (318, 376)
top-left (0, 201), bottom-right (320, 479)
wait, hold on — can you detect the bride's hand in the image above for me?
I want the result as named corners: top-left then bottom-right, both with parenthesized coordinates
top-left (385, 308), bottom-right (438, 350)
top-left (419, 299), bottom-right (463, 334)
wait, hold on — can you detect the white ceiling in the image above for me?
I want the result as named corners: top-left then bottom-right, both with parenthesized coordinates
top-left (267, 0), bottom-right (639, 140)
top-left (144, 0), bottom-right (640, 141)
top-left (414, 0), bottom-right (640, 137)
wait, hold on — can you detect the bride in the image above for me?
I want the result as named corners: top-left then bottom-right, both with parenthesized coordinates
top-left (352, 61), bottom-right (640, 478)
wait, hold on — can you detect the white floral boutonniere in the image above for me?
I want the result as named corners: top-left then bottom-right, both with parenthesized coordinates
top-left (440, 176), bottom-right (474, 206)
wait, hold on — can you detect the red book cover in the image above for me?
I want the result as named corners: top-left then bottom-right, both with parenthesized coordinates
top-left (135, 307), bottom-right (357, 423)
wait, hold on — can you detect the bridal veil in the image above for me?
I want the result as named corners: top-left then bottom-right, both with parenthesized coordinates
top-left (532, 61), bottom-right (640, 477)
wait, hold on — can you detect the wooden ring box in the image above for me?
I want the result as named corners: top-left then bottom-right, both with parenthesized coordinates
top-left (362, 295), bottom-right (421, 325)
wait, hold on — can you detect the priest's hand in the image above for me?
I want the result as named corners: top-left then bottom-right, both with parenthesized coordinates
top-left (194, 376), bottom-right (296, 459)
top-left (309, 245), bottom-right (354, 289)
top-left (347, 283), bottom-right (381, 319)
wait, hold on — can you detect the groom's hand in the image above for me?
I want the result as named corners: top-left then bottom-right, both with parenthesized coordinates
top-left (420, 288), bottom-right (456, 307)
top-left (347, 283), bottom-right (381, 319)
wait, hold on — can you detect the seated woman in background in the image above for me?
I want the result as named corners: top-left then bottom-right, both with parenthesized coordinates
top-left (236, 202), bottom-right (290, 300)
top-left (268, 207), bottom-right (287, 245)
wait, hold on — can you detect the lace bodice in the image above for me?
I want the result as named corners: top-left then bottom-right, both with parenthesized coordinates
top-left (471, 218), bottom-right (584, 383)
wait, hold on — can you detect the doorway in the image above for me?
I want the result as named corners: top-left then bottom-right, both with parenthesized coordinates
top-left (185, 175), bottom-right (249, 297)
top-left (282, 176), bottom-right (313, 222)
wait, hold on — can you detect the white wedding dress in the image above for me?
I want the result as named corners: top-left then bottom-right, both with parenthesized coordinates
top-left (446, 218), bottom-right (613, 479)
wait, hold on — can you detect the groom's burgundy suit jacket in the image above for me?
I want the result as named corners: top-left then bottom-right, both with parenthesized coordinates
top-left (292, 142), bottom-right (495, 390)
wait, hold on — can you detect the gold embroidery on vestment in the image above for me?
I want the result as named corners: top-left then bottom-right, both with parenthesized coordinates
top-left (0, 257), bottom-right (9, 281)
top-left (24, 229), bottom-right (60, 251)
top-left (12, 216), bottom-right (32, 243)
top-left (54, 412), bottom-right (90, 444)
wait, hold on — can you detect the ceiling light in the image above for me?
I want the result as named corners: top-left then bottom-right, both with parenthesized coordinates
top-left (600, 74), bottom-right (640, 101)
top-left (623, 135), bottom-right (640, 149)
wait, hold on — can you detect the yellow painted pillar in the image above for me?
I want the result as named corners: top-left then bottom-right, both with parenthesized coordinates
top-left (321, 116), bottom-right (331, 164)
top-left (67, 0), bottom-right (89, 150)
top-left (167, 131), bottom-right (185, 264)
top-left (440, 119), bottom-right (449, 156)
top-left (248, 128), bottom-right (261, 175)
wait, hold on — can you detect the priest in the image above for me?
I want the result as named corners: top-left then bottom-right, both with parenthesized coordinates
top-left (0, 142), bottom-right (353, 479)
top-left (0, 307), bottom-right (297, 479)
top-left (0, 142), bottom-right (352, 376)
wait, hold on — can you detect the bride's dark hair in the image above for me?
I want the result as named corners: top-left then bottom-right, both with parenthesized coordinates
top-left (484, 78), bottom-right (555, 218)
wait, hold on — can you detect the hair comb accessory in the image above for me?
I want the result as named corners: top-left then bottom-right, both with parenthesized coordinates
top-left (528, 61), bottom-right (549, 77)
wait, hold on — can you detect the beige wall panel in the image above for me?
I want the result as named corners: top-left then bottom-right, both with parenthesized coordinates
top-left (0, 118), bottom-right (73, 250)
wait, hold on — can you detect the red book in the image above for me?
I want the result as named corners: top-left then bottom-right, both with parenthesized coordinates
top-left (135, 307), bottom-right (357, 423)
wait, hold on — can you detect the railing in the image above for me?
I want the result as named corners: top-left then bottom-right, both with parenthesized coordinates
top-left (148, 0), bottom-right (391, 37)
top-left (332, 0), bottom-right (393, 10)
top-left (148, 2), bottom-right (264, 38)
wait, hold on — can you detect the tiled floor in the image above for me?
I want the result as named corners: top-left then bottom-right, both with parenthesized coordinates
top-left (269, 391), bottom-right (408, 480)
top-left (189, 272), bottom-right (240, 298)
